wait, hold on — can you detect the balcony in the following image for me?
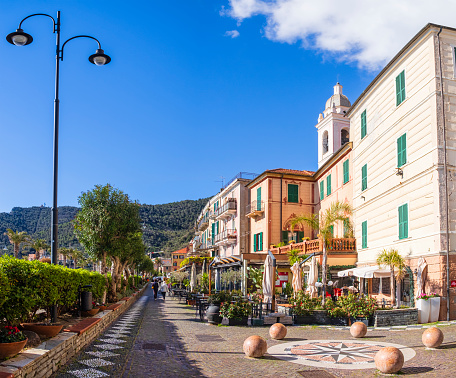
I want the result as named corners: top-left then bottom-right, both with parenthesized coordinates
top-left (269, 238), bottom-right (356, 255)
top-left (215, 200), bottom-right (237, 219)
top-left (197, 213), bottom-right (210, 231)
top-left (214, 229), bottom-right (237, 246)
top-left (246, 200), bottom-right (265, 218)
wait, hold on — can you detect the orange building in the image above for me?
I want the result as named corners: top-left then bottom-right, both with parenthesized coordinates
top-left (171, 247), bottom-right (189, 271)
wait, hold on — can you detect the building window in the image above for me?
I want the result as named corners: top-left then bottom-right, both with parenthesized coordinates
top-left (173, 262), bottom-right (177, 266)
top-left (288, 184), bottom-right (299, 203)
top-left (319, 181), bottom-right (324, 200)
top-left (326, 175), bottom-right (331, 196)
top-left (253, 232), bottom-right (263, 252)
top-left (396, 70), bottom-right (406, 106)
top-left (398, 203), bottom-right (408, 239)
top-left (257, 187), bottom-right (261, 207)
top-left (322, 131), bottom-right (329, 154)
top-left (361, 164), bottom-right (367, 191)
top-left (397, 133), bottom-right (407, 168)
top-left (341, 129), bottom-right (349, 146)
top-left (343, 159), bottom-right (349, 184)
top-left (362, 221), bottom-right (367, 248)
top-left (361, 110), bottom-right (367, 139)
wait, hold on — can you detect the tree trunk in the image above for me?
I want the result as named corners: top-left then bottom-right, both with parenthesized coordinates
top-left (390, 266), bottom-right (396, 306)
top-left (101, 251), bottom-right (108, 304)
top-left (321, 241), bottom-right (327, 306)
top-left (111, 256), bottom-right (120, 301)
top-left (14, 243), bottom-right (19, 258)
top-left (36, 249), bottom-right (41, 261)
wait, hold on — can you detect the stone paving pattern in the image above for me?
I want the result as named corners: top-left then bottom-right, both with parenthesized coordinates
top-left (55, 285), bottom-right (456, 377)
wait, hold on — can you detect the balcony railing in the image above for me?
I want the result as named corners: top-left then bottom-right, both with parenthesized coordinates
top-left (246, 200), bottom-right (265, 218)
top-left (215, 200), bottom-right (237, 219)
top-left (214, 229), bottom-right (237, 245)
top-left (197, 213), bottom-right (210, 231)
top-left (269, 238), bottom-right (356, 255)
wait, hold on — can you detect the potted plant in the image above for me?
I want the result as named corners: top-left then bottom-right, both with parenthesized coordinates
top-left (338, 293), bottom-right (377, 326)
top-left (429, 293), bottom-right (441, 322)
top-left (416, 293), bottom-right (431, 323)
top-left (290, 291), bottom-right (316, 324)
top-left (220, 300), bottom-right (251, 326)
top-left (324, 298), bottom-right (348, 326)
top-left (0, 326), bottom-right (27, 360)
top-left (206, 292), bottom-right (230, 325)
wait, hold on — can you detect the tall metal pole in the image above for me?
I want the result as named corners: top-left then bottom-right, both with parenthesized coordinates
top-left (50, 11), bottom-right (61, 324)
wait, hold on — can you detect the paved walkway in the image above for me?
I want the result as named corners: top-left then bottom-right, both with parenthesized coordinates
top-left (55, 286), bottom-right (456, 377)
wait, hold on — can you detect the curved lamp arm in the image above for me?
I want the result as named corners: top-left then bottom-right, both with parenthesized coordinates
top-left (60, 35), bottom-right (102, 60)
top-left (18, 13), bottom-right (57, 31)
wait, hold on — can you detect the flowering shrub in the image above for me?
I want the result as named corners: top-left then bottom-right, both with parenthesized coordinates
top-left (324, 298), bottom-right (348, 318)
top-left (289, 291), bottom-right (320, 316)
top-left (0, 326), bottom-right (26, 343)
top-left (220, 300), bottom-right (252, 319)
top-left (417, 293), bottom-right (439, 300)
top-left (337, 293), bottom-right (377, 318)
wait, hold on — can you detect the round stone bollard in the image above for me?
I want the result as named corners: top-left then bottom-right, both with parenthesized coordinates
top-left (243, 335), bottom-right (268, 358)
top-left (350, 321), bottom-right (367, 338)
top-left (422, 327), bottom-right (444, 349)
top-left (269, 323), bottom-right (287, 340)
top-left (374, 346), bottom-right (404, 374)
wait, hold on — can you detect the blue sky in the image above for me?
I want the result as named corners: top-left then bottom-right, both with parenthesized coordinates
top-left (1, 0), bottom-right (446, 212)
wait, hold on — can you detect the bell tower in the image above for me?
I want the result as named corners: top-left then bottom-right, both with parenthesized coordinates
top-left (316, 83), bottom-right (351, 168)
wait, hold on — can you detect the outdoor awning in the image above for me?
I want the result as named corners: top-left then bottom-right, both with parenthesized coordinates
top-left (337, 266), bottom-right (391, 278)
top-left (213, 256), bottom-right (242, 269)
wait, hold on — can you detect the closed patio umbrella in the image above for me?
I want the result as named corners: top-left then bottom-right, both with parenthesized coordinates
top-left (307, 256), bottom-right (318, 298)
top-left (290, 262), bottom-right (302, 294)
top-left (416, 257), bottom-right (428, 298)
top-left (262, 255), bottom-right (274, 304)
top-left (190, 263), bottom-right (197, 292)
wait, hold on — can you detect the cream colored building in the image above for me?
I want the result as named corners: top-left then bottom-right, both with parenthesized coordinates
top-left (349, 23), bottom-right (456, 319)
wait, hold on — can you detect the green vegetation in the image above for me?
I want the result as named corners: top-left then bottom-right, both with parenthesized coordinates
top-left (0, 197), bottom-right (209, 257)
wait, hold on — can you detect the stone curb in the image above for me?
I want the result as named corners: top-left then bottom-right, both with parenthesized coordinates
top-left (0, 285), bottom-right (148, 378)
top-left (310, 320), bottom-right (456, 332)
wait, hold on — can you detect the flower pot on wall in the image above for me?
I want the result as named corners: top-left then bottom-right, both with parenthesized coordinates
top-left (21, 323), bottom-right (63, 339)
top-left (417, 299), bottom-right (430, 323)
top-left (0, 338), bottom-right (27, 360)
top-left (429, 297), bottom-right (441, 322)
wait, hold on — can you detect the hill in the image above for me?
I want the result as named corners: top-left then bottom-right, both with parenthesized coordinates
top-left (0, 198), bottom-right (209, 257)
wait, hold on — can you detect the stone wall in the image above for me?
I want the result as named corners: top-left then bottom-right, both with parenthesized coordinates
top-left (0, 287), bottom-right (147, 378)
top-left (374, 308), bottom-right (418, 327)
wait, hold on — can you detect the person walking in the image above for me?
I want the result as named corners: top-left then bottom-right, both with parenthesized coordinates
top-left (153, 279), bottom-right (159, 300)
top-left (160, 280), bottom-right (169, 300)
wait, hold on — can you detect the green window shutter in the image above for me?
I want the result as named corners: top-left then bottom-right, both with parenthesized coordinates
top-left (253, 233), bottom-right (257, 252)
top-left (257, 187), bottom-right (261, 203)
top-left (399, 204), bottom-right (408, 239)
top-left (361, 164), bottom-right (367, 191)
top-left (326, 175), bottom-right (331, 196)
top-left (320, 181), bottom-right (324, 200)
top-left (343, 159), bottom-right (349, 184)
top-left (362, 221), bottom-right (367, 248)
top-left (397, 133), bottom-right (406, 167)
top-left (343, 218), bottom-right (350, 237)
top-left (259, 232), bottom-right (263, 251)
top-left (396, 71), bottom-right (406, 106)
top-left (298, 231), bottom-right (304, 242)
top-left (282, 231), bottom-right (288, 244)
top-left (216, 221), bottom-right (219, 235)
top-left (288, 184), bottom-right (299, 203)
top-left (212, 223), bottom-right (215, 242)
top-left (361, 110), bottom-right (367, 139)
top-left (329, 225), bottom-right (334, 237)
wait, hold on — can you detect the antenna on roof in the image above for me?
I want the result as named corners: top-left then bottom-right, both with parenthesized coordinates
top-left (214, 176), bottom-right (225, 190)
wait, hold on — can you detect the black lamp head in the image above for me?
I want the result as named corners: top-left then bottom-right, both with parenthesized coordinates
top-left (89, 48), bottom-right (111, 66)
top-left (6, 28), bottom-right (33, 46)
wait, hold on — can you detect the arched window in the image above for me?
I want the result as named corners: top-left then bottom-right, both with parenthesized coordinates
top-left (322, 131), bottom-right (329, 154)
top-left (341, 129), bottom-right (349, 146)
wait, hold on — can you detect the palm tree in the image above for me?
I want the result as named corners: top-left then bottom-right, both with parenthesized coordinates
top-left (376, 248), bottom-right (406, 306)
top-left (5, 229), bottom-right (30, 258)
top-left (58, 247), bottom-right (71, 267)
top-left (30, 239), bottom-right (49, 261)
top-left (290, 201), bottom-right (352, 305)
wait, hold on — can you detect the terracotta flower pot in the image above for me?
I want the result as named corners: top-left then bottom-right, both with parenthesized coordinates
top-left (98, 306), bottom-right (107, 311)
top-left (82, 308), bottom-right (100, 316)
top-left (0, 338), bottom-right (27, 360)
top-left (21, 323), bottom-right (63, 339)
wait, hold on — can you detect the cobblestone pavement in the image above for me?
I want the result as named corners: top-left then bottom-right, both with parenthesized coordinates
top-left (56, 286), bottom-right (456, 377)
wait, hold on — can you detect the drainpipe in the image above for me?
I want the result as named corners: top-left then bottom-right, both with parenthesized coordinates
top-left (437, 27), bottom-right (451, 321)
top-left (280, 174), bottom-right (284, 242)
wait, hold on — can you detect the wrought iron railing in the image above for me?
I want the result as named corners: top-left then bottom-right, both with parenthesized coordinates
top-left (246, 200), bottom-right (265, 214)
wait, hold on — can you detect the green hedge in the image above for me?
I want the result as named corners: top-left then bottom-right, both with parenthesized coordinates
top-left (0, 256), bottom-right (106, 325)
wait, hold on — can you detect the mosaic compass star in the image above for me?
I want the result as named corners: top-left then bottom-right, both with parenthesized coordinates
top-left (290, 342), bottom-right (379, 363)
top-left (268, 340), bottom-right (416, 370)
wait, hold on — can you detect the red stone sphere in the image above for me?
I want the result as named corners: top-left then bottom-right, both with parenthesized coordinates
top-left (243, 335), bottom-right (268, 358)
top-left (422, 327), bottom-right (444, 348)
top-left (269, 323), bottom-right (287, 340)
top-left (350, 321), bottom-right (367, 338)
top-left (374, 346), bottom-right (404, 374)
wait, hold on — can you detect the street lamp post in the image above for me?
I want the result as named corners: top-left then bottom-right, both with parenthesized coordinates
top-left (7, 11), bottom-right (111, 323)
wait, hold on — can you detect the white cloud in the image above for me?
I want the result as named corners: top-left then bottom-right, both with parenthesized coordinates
top-left (225, 0), bottom-right (456, 70)
top-left (225, 30), bottom-right (241, 38)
